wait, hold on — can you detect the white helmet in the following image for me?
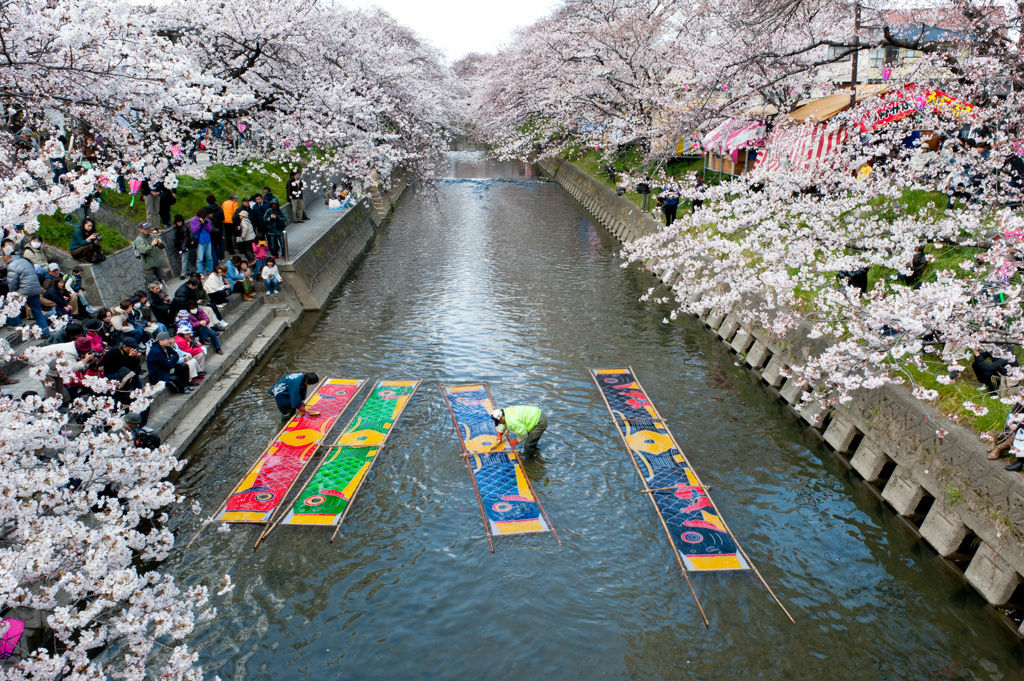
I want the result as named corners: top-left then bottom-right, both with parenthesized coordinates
top-left (491, 409), bottom-right (503, 420)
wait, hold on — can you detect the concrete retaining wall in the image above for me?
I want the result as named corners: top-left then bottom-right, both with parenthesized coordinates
top-left (537, 158), bottom-right (658, 242)
top-left (53, 242), bottom-right (170, 310)
top-left (278, 199), bottom-right (378, 311)
top-left (542, 156), bottom-right (1024, 638)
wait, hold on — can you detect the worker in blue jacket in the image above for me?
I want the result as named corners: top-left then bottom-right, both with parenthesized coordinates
top-left (269, 372), bottom-right (320, 416)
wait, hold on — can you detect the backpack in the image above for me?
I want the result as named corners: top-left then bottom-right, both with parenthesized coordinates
top-left (134, 430), bottom-right (161, 449)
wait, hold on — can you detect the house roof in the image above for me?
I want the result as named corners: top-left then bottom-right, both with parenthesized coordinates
top-left (788, 85), bottom-right (889, 123)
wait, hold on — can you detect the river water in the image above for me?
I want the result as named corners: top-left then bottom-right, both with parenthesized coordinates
top-left (169, 152), bottom-right (1024, 680)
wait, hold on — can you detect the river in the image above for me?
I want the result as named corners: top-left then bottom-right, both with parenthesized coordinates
top-left (168, 151), bottom-right (1024, 680)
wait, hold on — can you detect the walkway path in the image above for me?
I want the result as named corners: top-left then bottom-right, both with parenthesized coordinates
top-left (282, 199), bottom-right (363, 262)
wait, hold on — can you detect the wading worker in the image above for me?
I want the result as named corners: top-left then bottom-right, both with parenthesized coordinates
top-left (491, 406), bottom-right (547, 456)
top-left (270, 372), bottom-right (320, 417)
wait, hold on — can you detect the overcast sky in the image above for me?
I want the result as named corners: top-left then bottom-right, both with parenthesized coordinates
top-left (350, 0), bottom-right (560, 61)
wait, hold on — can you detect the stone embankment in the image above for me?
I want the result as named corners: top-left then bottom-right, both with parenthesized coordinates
top-left (538, 156), bottom-right (1024, 639)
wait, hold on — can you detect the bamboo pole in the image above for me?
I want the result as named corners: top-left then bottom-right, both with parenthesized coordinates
top-left (627, 368), bottom-right (795, 625)
top-left (512, 447), bottom-right (562, 546)
top-left (261, 379), bottom-right (424, 546)
top-left (325, 379), bottom-right (422, 541)
top-left (330, 446), bottom-right (382, 542)
top-left (465, 455), bottom-right (495, 553)
top-left (253, 447), bottom-right (326, 550)
top-left (588, 369), bottom-right (709, 627)
top-left (259, 379), bottom-right (378, 547)
top-left (639, 484), bottom-right (712, 494)
top-left (252, 378), bottom-right (368, 549)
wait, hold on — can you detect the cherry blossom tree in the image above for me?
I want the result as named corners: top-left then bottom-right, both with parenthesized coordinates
top-left (1, 0), bottom-right (459, 230)
top-left (466, 0), bottom-right (1024, 427)
top-left (166, 0), bottom-right (462, 190)
top-left (0, 1), bottom-right (456, 677)
top-left (0, 357), bottom-right (233, 680)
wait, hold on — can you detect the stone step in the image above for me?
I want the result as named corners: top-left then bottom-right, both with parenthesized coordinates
top-left (161, 314), bottom-right (289, 463)
top-left (143, 295), bottom-right (272, 418)
top-left (147, 301), bottom-right (287, 446)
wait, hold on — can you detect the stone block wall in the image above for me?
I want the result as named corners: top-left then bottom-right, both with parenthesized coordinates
top-left (366, 171), bottom-right (409, 225)
top-left (542, 156), bottom-right (1024, 636)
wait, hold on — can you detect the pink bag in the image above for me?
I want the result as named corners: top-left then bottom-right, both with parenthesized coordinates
top-left (0, 618), bottom-right (25, 659)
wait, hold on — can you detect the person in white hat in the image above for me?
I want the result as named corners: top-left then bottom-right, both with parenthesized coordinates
top-left (174, 323), bottom-right (206, 379)
top-left (491, 405), bottom-right (547, 456)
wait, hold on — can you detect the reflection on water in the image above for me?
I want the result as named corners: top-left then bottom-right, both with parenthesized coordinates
top-left (437, 150), bottom-right (540, 179)
top-left (169, 151), bottom-right (1023, 680)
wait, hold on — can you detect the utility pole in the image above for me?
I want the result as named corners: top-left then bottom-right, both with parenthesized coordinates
top-left (850, 2), bottom-right (861, 107)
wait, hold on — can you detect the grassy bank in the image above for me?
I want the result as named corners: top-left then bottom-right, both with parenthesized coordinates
top-left (101, 160), bottom-right (293, 224)
top-left (36, 214), bottom-right (130, 253)
top-left (38, 159), bottom-right (296, 255)
top-left (567, 147), bottom-right (705, 213)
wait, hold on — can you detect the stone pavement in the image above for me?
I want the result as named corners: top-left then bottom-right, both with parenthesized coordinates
top-left (281, 198), bottom-right (363, 262)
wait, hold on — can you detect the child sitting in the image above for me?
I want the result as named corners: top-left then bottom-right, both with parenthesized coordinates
top-left (262, 257), bottom-right (282, 296)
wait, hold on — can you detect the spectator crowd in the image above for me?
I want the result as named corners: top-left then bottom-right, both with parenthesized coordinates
top-left (0, 169), bottom-right (322, 410)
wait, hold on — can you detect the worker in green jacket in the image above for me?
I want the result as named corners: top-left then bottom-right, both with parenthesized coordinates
top-left (491, 405), bottom-right (547, 456)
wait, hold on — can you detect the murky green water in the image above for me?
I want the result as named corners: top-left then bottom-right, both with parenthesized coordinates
top-left (169, 152), bottom-right (1023, 680)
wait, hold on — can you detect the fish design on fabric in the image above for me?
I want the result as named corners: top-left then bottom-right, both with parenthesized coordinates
top-left (683, 519), bottom-right (728, 533)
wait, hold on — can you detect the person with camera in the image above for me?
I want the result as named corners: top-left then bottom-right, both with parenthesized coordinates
top-left (122, 412), bottom-right (160, 450)
top-left (65, 336), bottom-right (105, 401)
top-left (69, 218), bottom-right (105, 263)
top-left (134, 222), bottom-right (166, 283)
top-left (24, 335), bottom-right (94, 403)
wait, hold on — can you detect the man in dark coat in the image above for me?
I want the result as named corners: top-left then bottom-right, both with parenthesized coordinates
top-left (286, 171), bottom-right (306, 222)
top-left (269, 372), bottom-right (320, 416)
top-left (173, 277), bottom-right (203, 315)
top-left (158, 185), bottom-right (177, 227)
top-left (147, 332), bottom-right (190, 393)
top-left (4, 238), bottom-right (49, 335)
top-left (101, 337), bottom-right (143, 380)
top-left (147, 280), bottom-right (174, 325)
